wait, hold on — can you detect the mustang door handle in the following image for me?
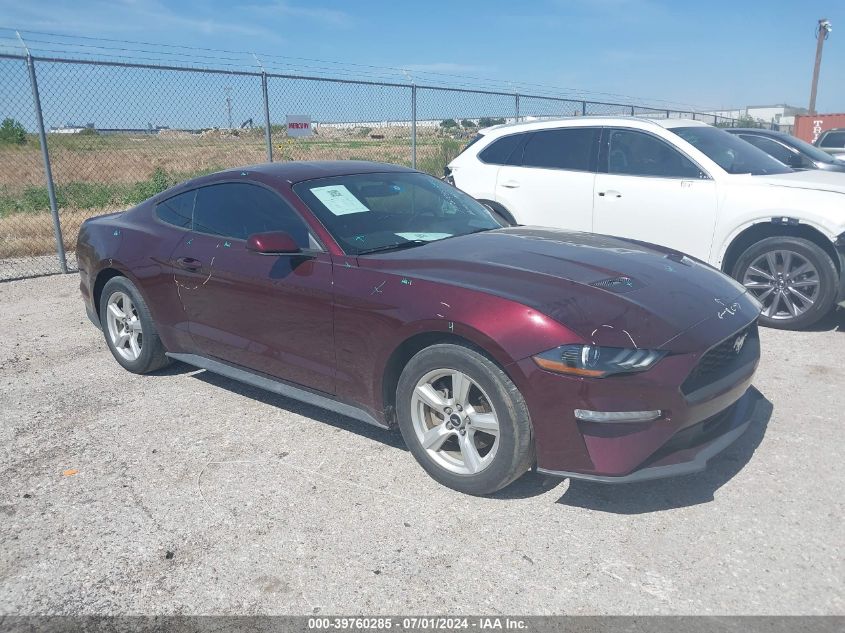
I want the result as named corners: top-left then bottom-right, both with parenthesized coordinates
top-left (499, 180), bottom-right (521, 188)
top-left (176, 257), bottom-right (203, 270)
top-left (597, 190), bottom-right (622, 198)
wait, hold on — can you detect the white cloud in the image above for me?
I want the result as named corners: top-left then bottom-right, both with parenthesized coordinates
top-left (244, 1), bottom-right (355, 28)
top-left (0, 0), bottom-right (282, 40)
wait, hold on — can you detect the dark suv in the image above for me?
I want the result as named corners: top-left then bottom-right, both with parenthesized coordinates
top-left (725, 128), bottom-right (845, 172)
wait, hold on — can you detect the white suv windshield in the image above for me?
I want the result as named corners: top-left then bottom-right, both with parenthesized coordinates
top-left (672, 127), bottom-right (792, 175)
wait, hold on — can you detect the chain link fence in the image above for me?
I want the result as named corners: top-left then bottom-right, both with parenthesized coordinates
top-left (0, 53), bottom-right (750, 281)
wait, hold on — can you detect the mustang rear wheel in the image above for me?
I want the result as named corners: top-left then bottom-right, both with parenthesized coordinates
top-left (99, 277), bottom-right (170, 374)
top-left (396, 344), bottom-right (533, 495)
top-left (732, 236), bottom-right (838, 330)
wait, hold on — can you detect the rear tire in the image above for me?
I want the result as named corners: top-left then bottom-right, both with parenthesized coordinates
top-left (731, 236), bottom-right (838, 330)
top-left (396, 344), bottom-right (533, 495)
top-left (99, 276), bottom-right (171, 374)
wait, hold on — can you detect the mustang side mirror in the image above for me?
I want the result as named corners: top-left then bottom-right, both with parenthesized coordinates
top-left (246, 231), bottom-right (301, 255)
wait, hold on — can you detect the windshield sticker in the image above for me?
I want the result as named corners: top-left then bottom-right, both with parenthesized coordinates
top-left (394, 232), bottom-right (452, 241)
top-left (311, 185), bottom-right (370, 216)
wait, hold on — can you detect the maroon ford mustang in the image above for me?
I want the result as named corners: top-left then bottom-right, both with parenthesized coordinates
top-left (77, 161), bottom-right (761, 495)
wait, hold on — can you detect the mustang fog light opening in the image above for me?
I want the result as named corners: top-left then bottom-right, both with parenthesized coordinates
top-left (532, 344), bottom-right (667, 378)
top-left (574, 409), bottom-right (663, 423)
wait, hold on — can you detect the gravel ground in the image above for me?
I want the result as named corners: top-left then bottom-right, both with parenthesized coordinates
top-left (0, 274), bottom-right (843, 616)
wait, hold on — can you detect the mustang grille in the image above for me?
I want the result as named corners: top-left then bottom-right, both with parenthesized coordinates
top-left (681, 323), bottom-right (759, 396)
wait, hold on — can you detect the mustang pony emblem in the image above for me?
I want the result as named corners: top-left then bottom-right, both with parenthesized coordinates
top-left (733, 332), bottom-right (748, 354)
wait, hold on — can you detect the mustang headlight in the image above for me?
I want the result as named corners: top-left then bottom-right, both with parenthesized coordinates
top-left (532, 345), bottom-right (666, 378)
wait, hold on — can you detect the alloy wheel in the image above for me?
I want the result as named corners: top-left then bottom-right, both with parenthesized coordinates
top-left (742, 249), bottom-right (820, 320)
top-left (105, 292), bottom-right (143, 361)
top-left (410, 369), bottom-right (500, 475)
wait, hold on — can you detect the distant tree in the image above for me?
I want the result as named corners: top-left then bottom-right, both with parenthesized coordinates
top-left (717, 113), bottom-right (762, 129)
top-left (0, 117), bottom-right (26, 145)
top-left (478, 117), bottom-right (506, 128)
top-left (460, 119), bottom-right (476, 128)
top-left (439, 118), bottom-right (458, 129)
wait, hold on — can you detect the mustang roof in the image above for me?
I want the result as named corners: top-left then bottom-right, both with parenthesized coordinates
top-left (219, 160), bottom-right (415, 183)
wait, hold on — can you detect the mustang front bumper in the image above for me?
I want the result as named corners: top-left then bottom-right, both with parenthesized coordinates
top-left (537, 391), bottom-right (754, 483)
top-left (511, 316), bottom-right (761, 483)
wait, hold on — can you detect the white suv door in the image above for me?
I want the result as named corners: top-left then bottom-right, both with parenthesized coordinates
top-left (592, 128), bottom-right (718, 261)
top-left (494, 127), bottom-right (599, 232)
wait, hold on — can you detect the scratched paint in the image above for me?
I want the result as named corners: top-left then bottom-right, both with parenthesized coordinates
top-left (371, 281), bottom-right (386, 295)
top-left (590, 323), bottom-right (638, 348)
top-left (174, 255), bottom-right (216, 290)
top-left (715, 298), bottom-right (740, 319)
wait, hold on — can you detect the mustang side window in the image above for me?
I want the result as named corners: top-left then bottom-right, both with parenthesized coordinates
top-left (193, 183), bottom-right (312, 247)
top-left (155, 190), bottom-right (195, 229)
top-left (608, 129), bottom-right (704, 179)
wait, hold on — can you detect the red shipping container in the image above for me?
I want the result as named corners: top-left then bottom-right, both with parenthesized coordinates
top-left (794, 113), bottom-right (845, 144)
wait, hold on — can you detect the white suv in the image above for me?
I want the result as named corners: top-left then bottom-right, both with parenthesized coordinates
top-left (447, 118), bottom-right (845, 329)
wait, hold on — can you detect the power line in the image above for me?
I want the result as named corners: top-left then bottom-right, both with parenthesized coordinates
top-left (0, 26), bottom-right (714, 111)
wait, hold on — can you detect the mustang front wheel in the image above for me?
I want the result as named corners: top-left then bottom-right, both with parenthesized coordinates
top-left (396, 344), bottom-right (533, 495)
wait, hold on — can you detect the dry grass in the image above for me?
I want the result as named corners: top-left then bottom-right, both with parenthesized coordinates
top-left (0, 127), bottom-right (465, 260)
top-left (0, 207), bottom-right (113, 258)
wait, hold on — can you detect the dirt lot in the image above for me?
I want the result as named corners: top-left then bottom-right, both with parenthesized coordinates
top-left (0, 274), bottom-right (843, 615)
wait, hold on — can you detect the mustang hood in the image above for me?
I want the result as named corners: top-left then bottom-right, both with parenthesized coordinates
top-left (369, 227), bottom-right (756, 351)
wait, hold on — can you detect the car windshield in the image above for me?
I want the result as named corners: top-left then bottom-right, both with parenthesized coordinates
top-left (783, 134), bottom-right (841, 163)
top-left (292, 171), bottom-right (501, 255)
top-left (672, 126), bottom-right (792, 175)
top-left (819, 131), bottom-right (845, 148)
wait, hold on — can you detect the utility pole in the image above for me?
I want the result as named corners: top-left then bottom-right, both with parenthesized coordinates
top-left (224, 86), bottom-right (233, 129)
top-left (808, 18), bottom-right (832, 114)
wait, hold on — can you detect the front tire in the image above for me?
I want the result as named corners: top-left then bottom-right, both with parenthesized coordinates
top-left (99, 276), bottom-right (171, 374)
top-left (732, 236), bottom-right (838, 330)
top-left (396, 344), bottom-right (533, 495)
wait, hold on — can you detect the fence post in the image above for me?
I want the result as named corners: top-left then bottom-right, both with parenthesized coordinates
top-left (26, 55), bottom-right (67, 273)
top-left (581, 101), bottom-right (587, 116)
top-left (261, 71), bottom-right (273, 163)
top-left (631, 105), bottom-right (636, 116)
top-left (514, 93), bottom-right (520, 122)
top-left (411, 84), bottom-right (417, 170)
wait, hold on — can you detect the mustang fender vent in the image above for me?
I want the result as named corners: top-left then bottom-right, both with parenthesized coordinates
top-left (589, 276), bottom-right (642, 293)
